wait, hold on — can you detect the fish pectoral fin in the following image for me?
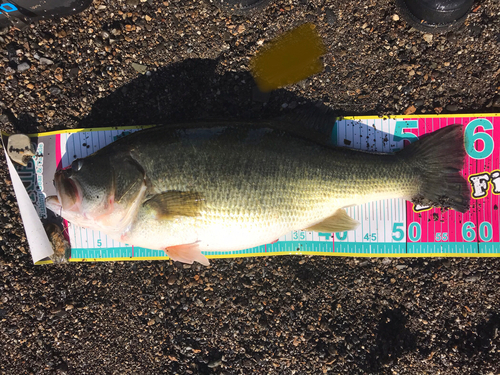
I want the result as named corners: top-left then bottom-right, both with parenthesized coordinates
top-left (165, 242), bottom-right (210, 266)
top-left (144, 191), bottom-right (204, 219)
top-left (306, 209), bottom-right (360, 233)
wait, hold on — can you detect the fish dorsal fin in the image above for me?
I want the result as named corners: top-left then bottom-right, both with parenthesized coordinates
top-left (306, 209), bottom-right (360, 233)
top-left (143, 191), bottom-right (204, 219)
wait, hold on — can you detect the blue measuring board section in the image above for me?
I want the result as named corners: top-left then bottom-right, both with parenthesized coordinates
top-left (71, 241), bottom-right (335, 260)
top-left (335, 242), bottom-right (406, 254)
top-left (71, 240), bottom-right (499, 261)
top-left (479, 243), bottom-right (500, 254)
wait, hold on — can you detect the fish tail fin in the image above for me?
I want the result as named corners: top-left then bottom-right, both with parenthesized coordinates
top-left (399, 125), bottom-right (470, 213)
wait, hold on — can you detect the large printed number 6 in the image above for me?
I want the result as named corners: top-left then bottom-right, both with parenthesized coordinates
top-left (464, 119), bottom-right (494, 159)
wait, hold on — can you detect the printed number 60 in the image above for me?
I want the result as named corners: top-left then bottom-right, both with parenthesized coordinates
top-left (464, 119), bottom-right (494, 160)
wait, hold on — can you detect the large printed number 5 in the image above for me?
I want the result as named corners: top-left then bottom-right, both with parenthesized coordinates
top-left (464, 119), bottom-right (494, 159)
top-left (393, 121), bottom-right (419, 144)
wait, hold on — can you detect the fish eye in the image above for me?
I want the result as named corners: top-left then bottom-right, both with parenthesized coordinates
top-left (71, 159), bottom-right (83, 171)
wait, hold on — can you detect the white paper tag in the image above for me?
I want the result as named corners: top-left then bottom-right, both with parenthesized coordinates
top-left (2, 146), bottom-right (53, 263)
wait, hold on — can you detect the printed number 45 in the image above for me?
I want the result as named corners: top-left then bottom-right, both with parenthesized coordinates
top-left (363, 233), bottom-right (377, 241)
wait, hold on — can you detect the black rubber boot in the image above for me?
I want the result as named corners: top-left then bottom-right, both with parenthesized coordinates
top-left (0, 0), bottom-right (92, 29)
top-left (396, 0), bottom-right (474, 33)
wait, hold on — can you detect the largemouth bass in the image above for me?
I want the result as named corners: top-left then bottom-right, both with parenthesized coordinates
top-left (46, 122), bottom-right (469, 265)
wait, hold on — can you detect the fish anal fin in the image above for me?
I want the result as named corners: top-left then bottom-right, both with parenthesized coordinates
top-left (306, 209), bottom-right (359, 233)
top-left (165, 242), bottom-right (210, 266)
top-left (144, 191), bottom-right (204, 219)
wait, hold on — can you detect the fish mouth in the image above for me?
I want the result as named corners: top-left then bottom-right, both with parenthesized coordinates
top-left (52, 169), bottom-right (82, 212)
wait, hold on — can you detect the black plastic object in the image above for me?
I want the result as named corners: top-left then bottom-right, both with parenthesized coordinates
top-left (0, 0), bottom-right (92, 29)
top-left (209, 0), bottom-right (273, 15)
top-left (396, 0), bottom-right (474, 32)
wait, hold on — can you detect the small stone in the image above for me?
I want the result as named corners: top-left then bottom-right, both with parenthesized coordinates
top-left (127, 0), bottom-right (139, 5)
top-left (55, 311), bottom-right (68, 318)
top-left (491, 96), bottom-right (500, 108)
top-left (147, 318), bottom-right (155, 326)
top-left (446, 104), bottom-right (459, 112)
top-left (131, 62), bottom-right (148, 74)
top-left (26, 83), bottom-right (34, 90)
top-left (47, 110), bottom-right (55, 117)
top-left (208, 359), bottom-right (222, 368)
top-left (145, 15), bottom-right (152, 22)
top-left (167, 274), bottom-right (177, 285)
top-left (69, 67), bottom-right (79, 78)
top-left (325, 9), bottom-right (336, 25)
top-left (17, 62), bottom-right (30, 72)
top-left (49, 86), bottom-right (62, 95)
top-left (414, 99), bottom-right (424, 107)
top-left (39, 57), bottom-right (54, 65)
top-left (54, 68), bottom-right (64, 82)
top-left (58, 30), bottom-right (67, 38)
top-left (396, 265), bottom-right (407, 270)
top-left (382, 258), bottom-right (392, 265)
top-left (392, 14), bottom-right (400, 21)
top-left (469, 25), bottom-right (482, 37)
top-left (447, 33), bottom-right (457, 43)
top-left (236, 24), bottom-right (246, 34)
top-left (465, 275), bottom-right (479, 282)
top-left (404, 105), bottom-right (416, 115)
top-left (423, 33), bottom-right (433, 43)
top-left (56, 361), bottom-right (69, 371)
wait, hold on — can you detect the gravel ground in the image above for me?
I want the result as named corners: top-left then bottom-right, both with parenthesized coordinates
top-left (1, 0), bottom-right (500, 373)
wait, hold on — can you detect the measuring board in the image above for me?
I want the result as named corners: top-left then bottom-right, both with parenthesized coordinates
top-left (4, 114), bottom-right (500, 264)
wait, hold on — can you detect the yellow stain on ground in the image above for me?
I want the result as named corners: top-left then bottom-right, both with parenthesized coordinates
top-left (250, 23), bottom-right (327, 92)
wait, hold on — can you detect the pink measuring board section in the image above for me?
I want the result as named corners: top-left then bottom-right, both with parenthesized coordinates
top-left (475, 117), bottom-right (500, 253)
top-left (404, 117), bottom-right (480, 253)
